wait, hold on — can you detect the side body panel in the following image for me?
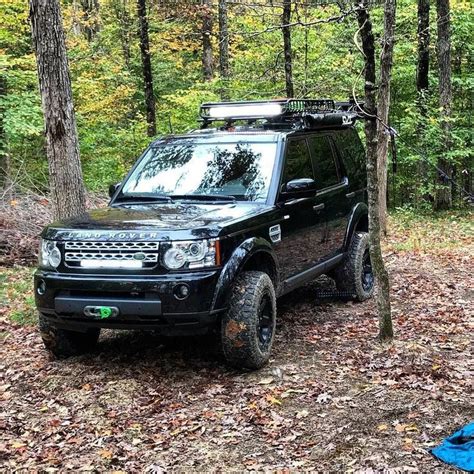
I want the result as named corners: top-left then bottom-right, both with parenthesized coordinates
top-left (273, 135), bottom-right (328, 282)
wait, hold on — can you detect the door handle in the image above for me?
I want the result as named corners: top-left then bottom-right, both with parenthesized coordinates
top-left (345, 191), bottom-right (356, 198)
top-left (313, 203), bottom-right (325, 212)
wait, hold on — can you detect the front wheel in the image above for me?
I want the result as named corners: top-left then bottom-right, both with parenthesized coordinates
top-left (39, 313), bottom-right (100, 358)
top-left (332, 232), bottom-right (375, 301)
top-left (220, 271), bottom-right (276, 370)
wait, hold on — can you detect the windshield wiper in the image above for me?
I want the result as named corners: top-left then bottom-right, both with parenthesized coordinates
top-left (169, 194), bottom-right (236, 202)
top-left (114, 193), bottom-right (173, 203)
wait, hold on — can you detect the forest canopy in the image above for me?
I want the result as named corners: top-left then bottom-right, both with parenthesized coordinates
top-left (1, 0), bottom-right (472, 208)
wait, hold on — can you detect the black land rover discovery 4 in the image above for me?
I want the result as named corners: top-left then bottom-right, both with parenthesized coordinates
top-left (35, 99), bottom-right (373, 369)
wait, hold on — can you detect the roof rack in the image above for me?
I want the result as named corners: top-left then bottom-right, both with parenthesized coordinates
top-left (199, 98), bottom-right (361, 130)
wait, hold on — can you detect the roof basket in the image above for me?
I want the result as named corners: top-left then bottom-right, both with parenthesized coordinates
top-left (199, 98), bottom-right (361, 129)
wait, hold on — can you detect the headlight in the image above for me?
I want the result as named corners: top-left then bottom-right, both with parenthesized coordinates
top-left (39, 239), bottom-right (61, 269)
top-left (163, 239), bottom-right (220, 270)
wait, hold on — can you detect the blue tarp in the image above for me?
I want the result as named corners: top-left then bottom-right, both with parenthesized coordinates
top-left (432, 422), bottom-right (474, 472)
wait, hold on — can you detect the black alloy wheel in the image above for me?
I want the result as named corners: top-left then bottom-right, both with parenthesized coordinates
top-left (361, 248), bottom-right (374, 292)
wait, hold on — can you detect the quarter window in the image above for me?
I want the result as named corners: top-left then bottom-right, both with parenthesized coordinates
top-left (309, 136), bottom-right (340, 189)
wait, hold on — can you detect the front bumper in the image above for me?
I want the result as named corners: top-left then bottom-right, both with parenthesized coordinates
top-left (34, 270), bottom-right (224, 334)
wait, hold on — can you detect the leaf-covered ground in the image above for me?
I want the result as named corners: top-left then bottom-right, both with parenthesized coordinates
top-left (1, 212), bottom-right (473, 471)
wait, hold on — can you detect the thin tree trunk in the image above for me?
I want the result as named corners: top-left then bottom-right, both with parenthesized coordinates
top-left (202, 0), bottom-right (213, 81)
top-left (80, 0), bottom-right (100, 42)
top-left (0, 74), bottom-right (12, 202)
top-left (303, 3), bottom-right (309, 95)
top-left (113, 0), bottom-right (133, 69)
top-left (218, 0), bottom-right (229, 99)
top-left (416, 0), bottom-right (430, 204)
top-left (0, 74), bottom-right (8, 190)
top-left (137, 0), bottom-right (156, 137)
top-left (417, 0), bottom-right (430, 92)
top-left (29, 0), bottom-right (87, 220)
top-left (282, 0), bottom-right (294, 98)
top-left (434, 0), bottom-right (452, 209)
top-left (357, 2), bottom-right (394, 341)
top-left (72, 0), bottom-right (81, 36)
top-left (376, 0), bottom-right (396, 235)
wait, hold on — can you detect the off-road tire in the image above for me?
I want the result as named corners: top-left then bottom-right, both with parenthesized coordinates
top-left (332, 232), bottom-right (374, 301)
top-left (39, 313), bottom-right (100, 358)
top-left (220, 271), bottom-right (276, 370)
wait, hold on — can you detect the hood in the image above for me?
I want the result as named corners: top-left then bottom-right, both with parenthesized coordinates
top-left (42, 202), bottom-right (270, 241)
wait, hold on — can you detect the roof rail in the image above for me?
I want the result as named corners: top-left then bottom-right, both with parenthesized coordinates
top-left (199, 98), bottom-right (361, 130)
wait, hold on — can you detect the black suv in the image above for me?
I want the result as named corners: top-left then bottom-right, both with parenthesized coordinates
top-left (35, 99), bottom-right (373, 369)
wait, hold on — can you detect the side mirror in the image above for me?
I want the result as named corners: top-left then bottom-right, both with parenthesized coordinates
top-left (282, 178), bottom-right (316, 198)
top-left (108, 182), bottom-right (121, 198)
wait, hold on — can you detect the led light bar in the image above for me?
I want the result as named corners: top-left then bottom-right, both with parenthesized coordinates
top-left (199, 98), bottom-right (361, 130)
top-left (80, 260), bottom-right (143, 269)
top-left (207, 103), bottom-right (283, 119)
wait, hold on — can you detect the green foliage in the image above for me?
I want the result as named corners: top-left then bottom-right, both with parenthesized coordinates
top-left (0, 0), bottom-right (472, 203)
top-left (0, 266), bottom-right (37, 326)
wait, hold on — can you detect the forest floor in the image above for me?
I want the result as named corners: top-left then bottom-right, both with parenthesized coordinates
top-left (1, 211), bottom-right (473, 471)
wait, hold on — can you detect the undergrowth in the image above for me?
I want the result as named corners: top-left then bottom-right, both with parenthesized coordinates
top-left (1, 266), bottom-right (37, 326)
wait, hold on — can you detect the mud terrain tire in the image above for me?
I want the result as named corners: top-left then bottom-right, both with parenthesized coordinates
top-left (333, 232), bottom-right (374, 302)
top-left (220, 271), bottom-right (276, 370)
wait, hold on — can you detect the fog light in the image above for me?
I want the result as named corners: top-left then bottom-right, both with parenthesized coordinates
top-left (37, 279), bottom-right (46, 295)
top-left (173, 283), bottom-right (190, 300)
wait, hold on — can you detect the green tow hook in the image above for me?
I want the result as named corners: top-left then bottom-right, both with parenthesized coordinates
top-left (99, 306), bottom-right (113, 319)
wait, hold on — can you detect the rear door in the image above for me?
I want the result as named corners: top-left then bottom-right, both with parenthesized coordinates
top-left (275, 137), bottom-right (328, 282)
top-left (308, 134), bottom-right (349, 257)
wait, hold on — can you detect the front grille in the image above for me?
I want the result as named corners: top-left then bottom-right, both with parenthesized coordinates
top-left (65, 241), bottom-right (159, 251)
top-left (64, 241), bottom-right (160, 268)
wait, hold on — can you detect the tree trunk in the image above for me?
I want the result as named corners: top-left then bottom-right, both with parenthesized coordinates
top-left (376, 0), bottom-right (396, 235)
top-left (282, 0), bottom-right (294, 98)
top-left (72, 0), bottom-right (82, 36)
top-left (434, 0), bottom-right (452, 209)
top-left (0, 75), bottom-right (12, 202)
top-left (417, 0), bottom-right (430, 92)
top-left (29, 0), bottom-right (87, 220)
top-left (112, 0), bottom-right (133, 69)
top-left (218, 0), bottom-right (229, 99)
top-left (357, 2), bottom-right (394, 341)
top-left (0, 74), bottom-right (8, 190)
top-left (202, 0), bottom-right (214, 81)
top-left (416, 0), bottom-right (430, 204)
top-left (137, 0), bottom-right (156, 137)
top-left (80, 0), bottom-right (100, 42)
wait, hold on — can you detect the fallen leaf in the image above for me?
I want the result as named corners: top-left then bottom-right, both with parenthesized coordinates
top-left (258, 377), bottom-right (274, 385)
top-left (266, 395), bottom-right (282, 405)
top-left (99, 449), bottom-right (113, 460)
top-left (296, 409), bottom-right (309, 419)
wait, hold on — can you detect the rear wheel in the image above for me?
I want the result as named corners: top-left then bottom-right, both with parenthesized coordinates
top-left (39, 314), bottom-right (100, 358)
top-left (220, 271), bottom-right (276, 370)
top-left (332, 232), bottom-right (374, 301)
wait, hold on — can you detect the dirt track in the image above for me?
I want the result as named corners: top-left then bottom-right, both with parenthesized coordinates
top-left (1, 221), bottom-right (473, 471)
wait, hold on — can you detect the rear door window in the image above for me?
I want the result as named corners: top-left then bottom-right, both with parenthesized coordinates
top-left (333, 128), bottom-right (366, 189)
top-left (308, 136), bottom-right (340, 190)
top-left (283, 138), bottom-right (314, 183)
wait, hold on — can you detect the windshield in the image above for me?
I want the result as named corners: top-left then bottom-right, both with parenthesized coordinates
top-left (121, 141), bottom-right (277, 202)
